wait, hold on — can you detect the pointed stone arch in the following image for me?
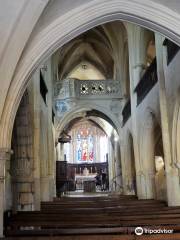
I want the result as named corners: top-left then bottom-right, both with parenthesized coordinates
top-left (1, 0), bottom-right (180, 149)
top-left (56, 104), bottom-right (120, 139)
top-left (10, 90), bottom-right (34, 211)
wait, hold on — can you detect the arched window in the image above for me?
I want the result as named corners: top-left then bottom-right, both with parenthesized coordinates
top-left (64, 120), bottom-right (108, 163)
top-left (76, 127), bottom-right (94, 162)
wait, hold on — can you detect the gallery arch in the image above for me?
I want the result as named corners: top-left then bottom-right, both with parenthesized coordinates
top-left (2, 19), bottom-right (180, 208)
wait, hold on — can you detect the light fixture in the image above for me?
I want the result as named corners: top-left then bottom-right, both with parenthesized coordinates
top-left (114, 136), bottom-right (119, 142)
top-left (82, 64), bottom-right (87, 70)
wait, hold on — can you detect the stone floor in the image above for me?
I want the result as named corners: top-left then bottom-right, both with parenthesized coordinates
top-left (64, 190), bottom-right (109, 198)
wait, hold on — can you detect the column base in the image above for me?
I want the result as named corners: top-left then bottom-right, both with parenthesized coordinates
top-left (41, 176), bottom-right (54, 202)
top-left (166, 168), bottom-right (180, 206)
top-left (136, 173), bottom-right (155, 200)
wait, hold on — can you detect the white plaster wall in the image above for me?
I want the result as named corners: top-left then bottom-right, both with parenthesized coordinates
top-left (0, 0), bottom-right (49, 120)
top-left (33, 0), bottom-right (94, 35)
top-left (0, 0), bottom-right (25, 57)
top-left (151, 0), bottom-right (180, 14)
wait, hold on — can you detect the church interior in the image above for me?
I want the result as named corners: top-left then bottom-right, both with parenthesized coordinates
top-left (1, 1), bottom-right (180, 239)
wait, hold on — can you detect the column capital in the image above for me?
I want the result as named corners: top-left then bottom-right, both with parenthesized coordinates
top-left (0, 148), bottom-right (12, 161)
top-left (133, 63), bottom-right (146, 69)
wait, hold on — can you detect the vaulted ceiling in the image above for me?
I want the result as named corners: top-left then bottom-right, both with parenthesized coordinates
top-left (53, 22), bottom-right (128, 81)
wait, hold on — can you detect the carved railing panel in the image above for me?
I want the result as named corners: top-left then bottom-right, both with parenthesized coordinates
top-left (54, 78), bottom-right (76, 99)
top-left (54, 78), bottom-right (122, 99)
top-left (76, 80), bottom-right (121, 98)
top-left (54, 79), bottom-right (122, 115)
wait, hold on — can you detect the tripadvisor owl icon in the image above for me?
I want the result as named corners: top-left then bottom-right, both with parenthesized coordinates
top-left (135, 227), bottom-right (143, 235)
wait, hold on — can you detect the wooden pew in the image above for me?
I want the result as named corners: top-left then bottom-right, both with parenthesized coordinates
top-left (4, 196), bottom-right (180, 238)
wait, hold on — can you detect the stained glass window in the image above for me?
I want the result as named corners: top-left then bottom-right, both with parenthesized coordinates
top-left (76, 128), bottom-right (94, 162)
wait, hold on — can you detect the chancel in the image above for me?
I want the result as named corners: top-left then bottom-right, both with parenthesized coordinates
top-left (56, 119), bottom-right (111, 194)
top-left (1, 1), bottom-right (180, 239)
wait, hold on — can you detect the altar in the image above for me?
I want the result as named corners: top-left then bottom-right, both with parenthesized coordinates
top-left (56, 161), bottom-right (108, 193)
top-left (75, 174), bottom-right (96, 192)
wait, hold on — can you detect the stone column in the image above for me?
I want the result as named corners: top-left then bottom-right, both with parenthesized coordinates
top-left (0, 148), bottom-right (11, 237)
top-left (108, 140), bottom-right (113, 191)
top-left (5, 150), bottom-right (12, 210)
top-left (155, 33), bottom-right (180, 206)
top-left (33, 70), bottom-right (41, 210)
top-left (119, 138), bottom-right (126, 194)
top-left (126, 24), bottom-right (148, 199)
top-left (114, 141), bottom-right (122, 193)
top-left (46, 59), bottom-right (56, 200)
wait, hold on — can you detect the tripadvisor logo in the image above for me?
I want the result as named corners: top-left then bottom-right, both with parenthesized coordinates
top-left (135, 227), bottom-right (143, 235)
top-left (135, 227), bottom-right (173, 235)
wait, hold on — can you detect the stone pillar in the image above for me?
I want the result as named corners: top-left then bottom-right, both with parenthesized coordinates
top-left (111, 139), bottom-right (117, 192)
top-left (114, 141), bottom-right (122, 193)
top-left (119, 139), bottom-right (127, 194)
top-left (46, 59), bottom-right (56, 200)
top-left (126, 24), bottom-right (148, 199)
top-left (11, 90), bottom-right (34, 212)
top-left (155, 33), bottom-right (180, 206)
top-left (108, 140), bottom-right (113, 191)
top-left (33, 70), bottom-right (41, 210)
top-left (5, 151), bottom-right (12, 210)
top-left (0, 148), bottom-right (11, 237)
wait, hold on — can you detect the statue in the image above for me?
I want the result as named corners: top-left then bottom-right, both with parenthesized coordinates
top-left (83, 167), bottom-right (89, 176)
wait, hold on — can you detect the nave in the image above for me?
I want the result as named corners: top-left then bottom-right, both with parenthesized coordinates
top-left (4, 194), bottom-right (180, 239)
top-left (1, 1), bottom-right (180, 239)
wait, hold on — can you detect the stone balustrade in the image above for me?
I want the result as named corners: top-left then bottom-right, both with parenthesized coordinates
top-left (54, 78), bottom-right (122, 115)
top-left (54, 78), bottom-right (122, 99)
